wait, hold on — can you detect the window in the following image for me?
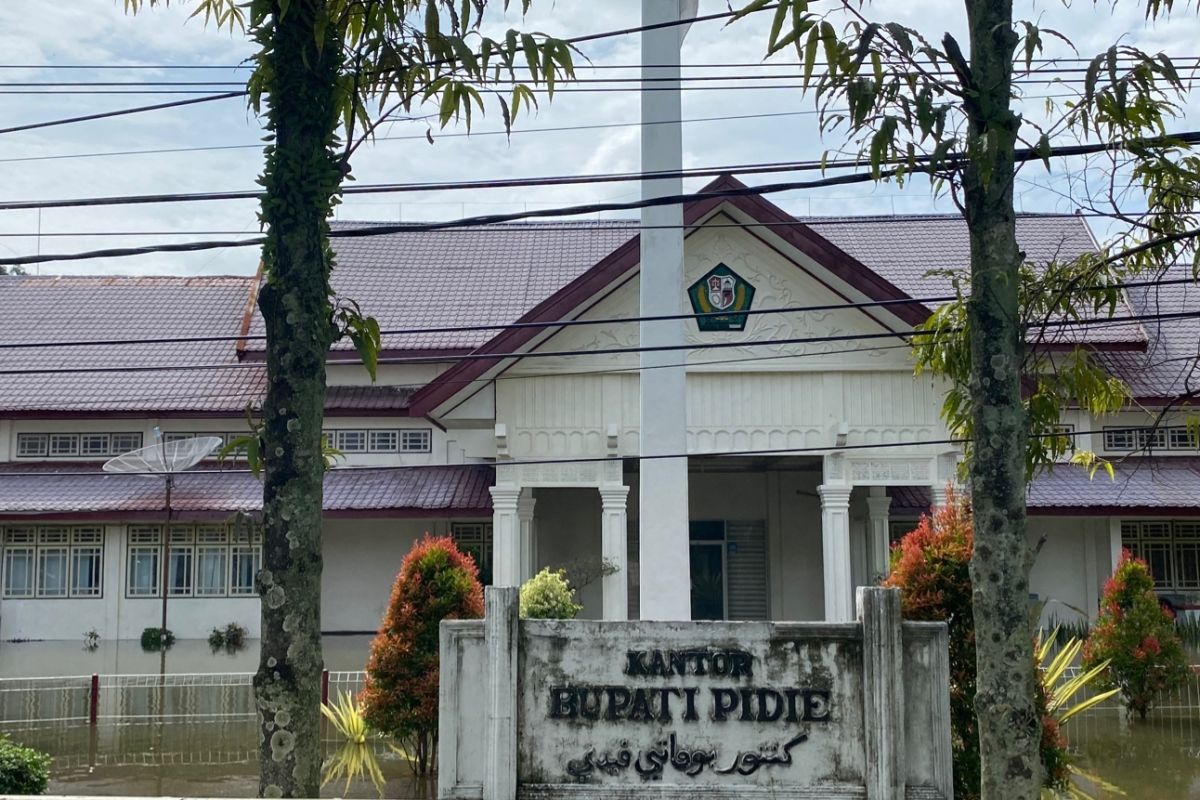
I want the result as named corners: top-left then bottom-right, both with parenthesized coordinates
top-left (1122, 520), bottom-right (1200, 591)
top-left (230, 546), bottom-right (261, 595)
top-left (369, 430), bottom-right (399, 453)
top-left (16, 434), bottom-right (47, 458)
top-left (1137, 427), bottom-right (1168, 450)
top-left (1103, 427), bottom-right (1137, 451)
top-left (80, 434), bottom-right (111, 457)
top-left (1168, 427), bottom-right (1199, 450)
top-left (1, 527), bottom-right (103, 599)
top-left (400, 429), bottom-right (432, 453)
top-left (110, 433), bottom-right (143, 454)
top-left (127, 527), bottom-right (161, 597)
top-left (335, 430), bottom-right (368, 453)
top-left (70, 528), bottom-right (103, 597)
top-left (15, 431), bottom-right (143, 458)
top-left (126, 523), bottom-right (260, 598)
top-left (452, 523), bottom-right (492, 586)
top-left (167, 527), bottom-right (194, 596)
top-left (2, 529), bottom-right (35, 598)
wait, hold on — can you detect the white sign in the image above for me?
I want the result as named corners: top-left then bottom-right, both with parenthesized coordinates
top-left (439, 587), bottom-right (951, 800)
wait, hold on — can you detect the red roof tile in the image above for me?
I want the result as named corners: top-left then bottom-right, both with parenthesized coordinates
top-left (0, 463), bottom-right (494, 520)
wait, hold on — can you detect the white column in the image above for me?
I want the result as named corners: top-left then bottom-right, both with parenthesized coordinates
top-left (930, 483), bottom-right (950, 509)
top-left (599, 486), bottom-right (630, 620)
top-left (866, 487), bottom-right (893, 583)
top-left (489, 486), bottom-right (522, 587)
top-left (1108, 517), bottom-right (1124, 574)
top-left (638, 0), bottom-right (694, 621)
top-left (484, 587), bottom-right (518, 800)
top-left (517, 488), bottom-right (536, 583)
top-left (819, 485), bottom-right (854, 621)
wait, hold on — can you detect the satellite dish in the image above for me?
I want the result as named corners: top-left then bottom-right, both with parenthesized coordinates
top-left (103, 436), bottom-right (224, 474)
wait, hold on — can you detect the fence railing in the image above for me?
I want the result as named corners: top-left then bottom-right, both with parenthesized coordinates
top-left (0, 669), bottom-right (368, 728)
top-left (1057, 665), bottom-right (1200, 713)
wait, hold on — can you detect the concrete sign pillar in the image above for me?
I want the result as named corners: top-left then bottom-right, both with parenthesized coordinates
top-left (818, 484), bottom-right (854, 621)
top-left (599, 485), bottom-right (630, 620)
top-left (637, 0), bottom-right (695, 622)
top-left (439, 586), bottom-right (953, 799)
top-left (490, 486), bottom-right (522, 587)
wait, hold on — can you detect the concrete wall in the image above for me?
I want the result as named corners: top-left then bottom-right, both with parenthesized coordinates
top-left (1027, 516), bottom-right (1113, 625)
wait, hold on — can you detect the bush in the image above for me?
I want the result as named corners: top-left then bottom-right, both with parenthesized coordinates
top-left (883, 490), bottom-right (1069, 799)
top-left (139, 627), bottom-right (175, 651)
top-left (1083, 551), bottom-right (1190, 719)
top-left (361, 534), bottom-right (483, 776)
top-left (883, 490), bottom-right (979, 800)
top-left (208, 622), bottom-right (249, 652)
top-left (520, 568), bottom-right (583, 619)
top-left (0, 735), bottom-right (50, 795)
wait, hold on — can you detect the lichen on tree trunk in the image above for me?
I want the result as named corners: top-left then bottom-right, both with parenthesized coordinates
top-left (253, 0), bottom-right (343, 796)
top-left (960, 1), bottom-right (1042, 797)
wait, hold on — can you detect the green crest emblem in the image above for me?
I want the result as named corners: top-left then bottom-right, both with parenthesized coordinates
top-left (687, 263), bottom-right (755, 331)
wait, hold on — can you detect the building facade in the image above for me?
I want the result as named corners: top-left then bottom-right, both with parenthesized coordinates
top-left (1, 176), bottom-right (1196, 640)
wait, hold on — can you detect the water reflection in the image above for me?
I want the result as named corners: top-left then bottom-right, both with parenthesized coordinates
top-left (9, 718), bottom-right (432, 799)
top-left (1067, 710), bottom-right (1200, 799)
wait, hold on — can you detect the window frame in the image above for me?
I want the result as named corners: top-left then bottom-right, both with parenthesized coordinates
top-left (400, 429), bottom-right (432, 453)
top-left (15, 433), bottom-right (48, 458)
top-left (1121, 519), bottom-right (1200, 591)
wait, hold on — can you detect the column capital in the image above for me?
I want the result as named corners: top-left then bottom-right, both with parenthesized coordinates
top-left (817, 484), bottom-right (853, 507)
top-left (866, 494), bottom-right (893, 516)
top-left (516, 489), bottom-right (536, 518)
top-left (490, 485), bottom-right (522, 509)
top-left (599, 485), bottom-right (630, 506)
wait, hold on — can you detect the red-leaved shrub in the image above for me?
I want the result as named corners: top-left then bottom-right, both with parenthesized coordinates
top-left (361, 534), bottom-right (483, 774)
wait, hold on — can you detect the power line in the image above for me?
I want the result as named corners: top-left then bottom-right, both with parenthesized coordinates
top-left (0, 4), bottom-right (775, 137)
top-left (0, 108), bottom-right (828, 165)
top-left (0, 209), bottom-right (1162, 239)
top-left (0, 275), bottom-right (1191, 353)
top-left (5, 130), bottom-right (1200, 268)
top-left (0, 309), bottom-right (1194, 377)
top-left (5, 128), bottom-right (1198, 217)
top-left (0, 91), bottom-right (246, 136)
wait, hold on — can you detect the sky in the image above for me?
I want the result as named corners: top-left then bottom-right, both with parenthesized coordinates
top-left (0, 0), bottom-right (1197, 276)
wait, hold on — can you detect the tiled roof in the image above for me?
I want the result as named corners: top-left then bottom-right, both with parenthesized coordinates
top-left (0, 463), bottom-right (494, 519)
top-left (1026, 458), bottom-right (1200, 510)
top-left (0, 275), bottom-right (262, 414)
top-left (324, 385), bottom-right (414, 413)
top-left (889, 459), bottom-right (1200, 513)
top-left (244, 221), bottom-right (638, 353)
top-left (1094, 263), bottom-right (1200, 399)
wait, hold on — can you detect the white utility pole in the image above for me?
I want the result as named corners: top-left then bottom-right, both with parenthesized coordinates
top-left (638, 0), bottom-right (698, 621)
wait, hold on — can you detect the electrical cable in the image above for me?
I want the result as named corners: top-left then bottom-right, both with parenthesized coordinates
top-left (0, 308), bottom-right (1194, 377)
top-left (0, 275), bottom-right (1191, 352)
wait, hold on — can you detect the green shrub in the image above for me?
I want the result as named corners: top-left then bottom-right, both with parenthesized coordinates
top-left (1176, 613), bottom-right (1200, 648)
top-left (0, 735), bottom-right (50, 795)
top-left (208, 622), bottom-right (249, 652)
top-left (883, 490), bottom-right (1070, 799)
top-left (361, 534), bottom-right (483, 776)
top-left (1083, 552), bottom-right (1190, 719)
top-left (519, 568), bottom-right (583, 620)
top-left (139, 627), bottom-right (175, 651)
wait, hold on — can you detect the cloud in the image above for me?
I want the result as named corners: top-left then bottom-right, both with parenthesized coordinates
top-left (0, 0), bottom-right (1195, 275)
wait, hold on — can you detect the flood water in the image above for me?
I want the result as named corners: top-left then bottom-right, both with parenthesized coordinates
top-left (14, 719), bottom-right (430, 799)
top-left (1, 639), bottom-right (1197, 798)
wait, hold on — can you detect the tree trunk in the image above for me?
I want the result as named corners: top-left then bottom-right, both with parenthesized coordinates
top-left (253, 0), bottom-right (343, 796)
top-left (961, 1), bottom-right (1042, 797)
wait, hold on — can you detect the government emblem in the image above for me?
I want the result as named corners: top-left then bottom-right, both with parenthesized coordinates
top-left (687, 263), bottom-right (755, 331)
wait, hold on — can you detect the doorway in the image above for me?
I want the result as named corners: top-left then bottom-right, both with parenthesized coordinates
top-left (689, 520), bottom-right (727, 620)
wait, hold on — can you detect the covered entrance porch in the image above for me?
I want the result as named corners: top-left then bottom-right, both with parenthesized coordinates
top-left (489, 450), bottom-right (958, 622)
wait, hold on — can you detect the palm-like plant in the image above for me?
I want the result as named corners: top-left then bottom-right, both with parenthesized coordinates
top-left (1037, 631), bottom-right (1125, 800)
top-left (322, 690), bottom-right (368, 744)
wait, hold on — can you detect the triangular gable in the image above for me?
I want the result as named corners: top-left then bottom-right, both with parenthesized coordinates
top-left (407, 174), bottom-right (929, 417)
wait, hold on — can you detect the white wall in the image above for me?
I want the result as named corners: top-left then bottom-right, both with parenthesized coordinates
top-left (1027, 516), bottom-right (1111, 625)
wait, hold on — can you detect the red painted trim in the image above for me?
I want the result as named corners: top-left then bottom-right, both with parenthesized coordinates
top-left (410, 174), bottom-right (932, 417)
top-left (1035, 341), bottom-right (1148, 353)
top-left (323, 507), bottom-right (492, 519)
top-left (241, 347), bottom-right (475, 363)
top-left (234, 261), bottom-right (263, 360)
top-left (4, 404), bottom-right (413, 419)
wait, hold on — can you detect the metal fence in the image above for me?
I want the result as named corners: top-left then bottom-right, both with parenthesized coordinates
top-left (1057, 665), bottom-right (1200, 713)
top-left (0, 669), bottom-right (368, 728)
